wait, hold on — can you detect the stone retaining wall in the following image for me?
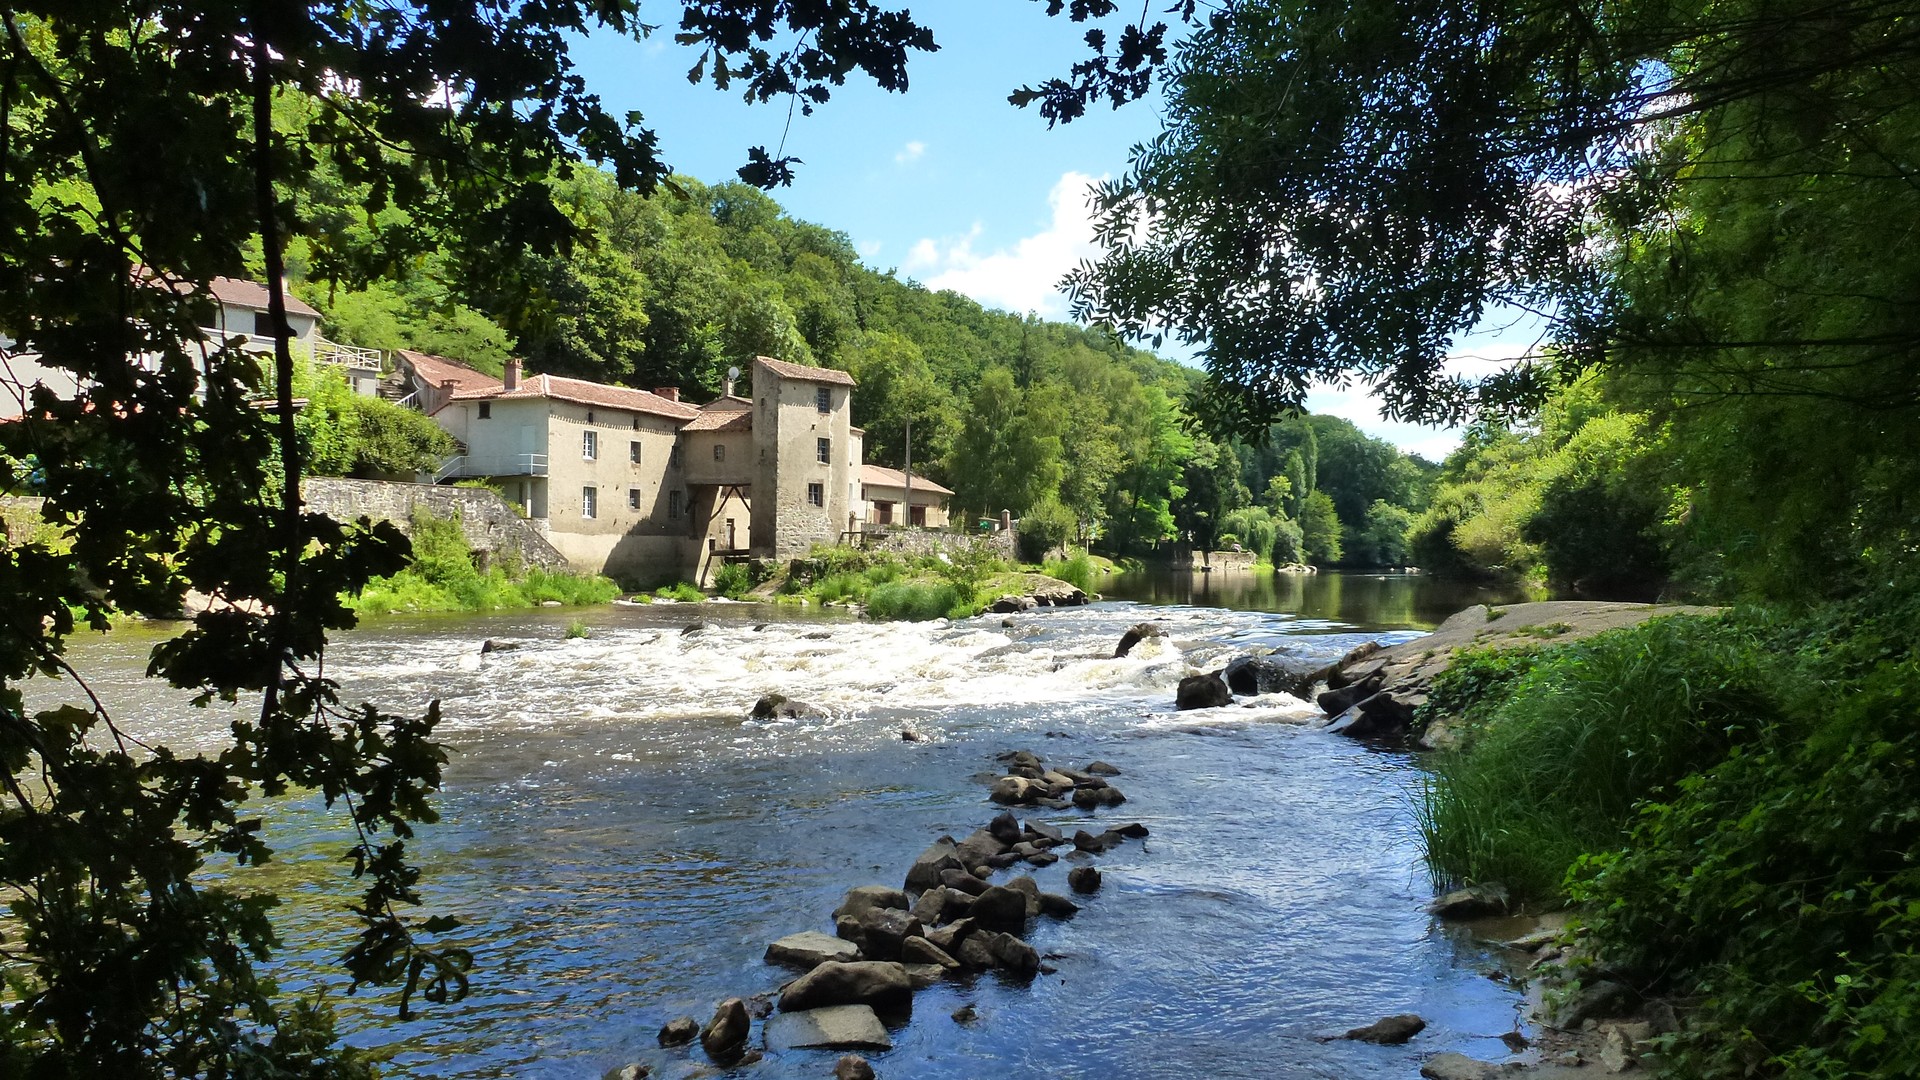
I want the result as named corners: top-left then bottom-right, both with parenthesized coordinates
top-left (859, 527), bottom-right (1016, 562)
top-left (305, 478), bottom-right (570, 573)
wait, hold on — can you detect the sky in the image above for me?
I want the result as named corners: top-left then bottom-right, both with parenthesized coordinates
top-left (566, 3), bottom-right (1543, 461)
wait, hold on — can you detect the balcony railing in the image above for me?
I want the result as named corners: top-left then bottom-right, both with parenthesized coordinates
top-left (436, 453), bottom-right (549, 482)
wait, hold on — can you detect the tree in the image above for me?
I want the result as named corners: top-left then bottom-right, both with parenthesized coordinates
top-left (947, 367), bottom-right (1065, 519)
top-left (0, 2), bottom-right (936, 1072)
top-left (1056, 0), bottom-right (1920, 434)
top-left (1299, 491), bottom-right (1345, 566)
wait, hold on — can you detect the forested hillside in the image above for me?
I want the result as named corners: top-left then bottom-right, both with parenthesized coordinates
top-left (285, 166), bottom-right (1436, 565)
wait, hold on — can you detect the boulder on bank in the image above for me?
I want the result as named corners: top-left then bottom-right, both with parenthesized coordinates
top-left (1316, 670), bottom-right (1387, 716)
top-left (763, 1005), bottom-right (893, 1051)
top-left (1324, 690), bottom-right (1420, 741)
top-left (750, 692), bottom-right (828, 721)
top-left (1428, 883), bottom-right (1512, 920)
top-left (1113, 622), bottom-right (1164, 658)
top-left (1176, 672), bottom-right (1233, 710)
top-left (766, 930), bottom-right (861, 969)
top-left (778, 961), bottom-right (913, 1012)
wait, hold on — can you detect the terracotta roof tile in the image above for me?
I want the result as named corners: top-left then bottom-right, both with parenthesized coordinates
top-left (405, 353), bottom-right (701, 421)
top-left (682, 396), bottom-right (753, 432)
top-left (860, 464), bottom-right (953, 496)
top-left (754, 355), bottom-right (855, 386)
top-left (207, 277), bottom-right (321, 319)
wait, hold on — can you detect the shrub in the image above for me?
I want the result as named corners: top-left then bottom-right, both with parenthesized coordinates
top-left (1017, 498), bottom-right (1074, 562)
top-left (1413, 645), bottom-right (1545, 734)
top-left (565, 619), bottom-right (590, 639)
top-left (866, 581), bottom-right (965, 621)
top-left (1043, 549), bottom-right (1097, 594)
top-left (654, 581), bottom-right (704, 603)
top-left (712, 562), bottom-right (753, 599)
top-left (937, 543), bottom-right (1002, 605)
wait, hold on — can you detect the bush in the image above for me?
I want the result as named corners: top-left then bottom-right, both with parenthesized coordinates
top-left (1017, 498), bottom-right (1074, 562)
top-left (654, 581), bottom-right (704, 602)
top-left (866, 581), bottom-right (967, 621)
top-left (1043, 549), bottom-right (1097, 594)
top-left (1412, 645), bottom-right (1545, 734)
top-left (712, 562), bottom-right (753, 599)
top-left (1417, 615), bottom-right (1774, 900)
top-left (937, 542), bottom-right (1002, 605)
top-left (565, 619), bottom-right (590, 639)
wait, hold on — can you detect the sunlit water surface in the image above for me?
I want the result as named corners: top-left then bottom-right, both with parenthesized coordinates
top-left (43, 573), bottom-right (1538, 1078)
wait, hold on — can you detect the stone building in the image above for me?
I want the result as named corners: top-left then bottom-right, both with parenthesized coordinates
top-left (402, 351), bottom-right (879, 584)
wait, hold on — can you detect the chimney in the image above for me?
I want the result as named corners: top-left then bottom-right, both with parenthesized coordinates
top-left (655, 386), bottom-right (680, 402)
top-left (503, 357), bottom-right (522, 392)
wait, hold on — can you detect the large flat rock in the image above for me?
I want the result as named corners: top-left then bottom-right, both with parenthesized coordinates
top-left (763, 1005), bottom-right (893, 1051)
top-left (766, 930), bottom-right (860, 969)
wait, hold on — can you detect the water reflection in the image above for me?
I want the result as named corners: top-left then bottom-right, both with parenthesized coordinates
top-left (1102, 569), bottom-right (1545, 630)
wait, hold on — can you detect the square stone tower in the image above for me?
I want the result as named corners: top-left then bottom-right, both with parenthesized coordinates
top-left (749, 356), bottom-right (855, 556)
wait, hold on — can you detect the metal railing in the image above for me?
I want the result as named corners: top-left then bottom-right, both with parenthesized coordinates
top-left (435, 452), bottom-right (549, 482)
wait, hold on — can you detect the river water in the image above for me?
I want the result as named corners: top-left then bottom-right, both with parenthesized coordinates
top-left (46, 571), bottom-right (1540, 1078)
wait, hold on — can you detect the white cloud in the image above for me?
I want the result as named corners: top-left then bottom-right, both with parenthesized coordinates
top-left (893, 140), bottom-right (926, 165)
top-left (905, 171), bottom-right (1104, 318)
top-left (856, 239), bottom-right (883, 260)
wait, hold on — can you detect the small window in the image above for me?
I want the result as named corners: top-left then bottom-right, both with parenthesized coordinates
top-left (714, 444), bottom-right (725, 462)
top-left (478, 402), bottom-right (491, 420)
top-left (816, 437), bottom-right (831, 464)
top-left (815, 386), bottom-right (831, 412)
top-left (586, 410), bottom-right (595, 424)
top-left (629, 440), bottom-right (642, 464)
top-left (253, 311), bottom-right (276, 337)
top-left (582, 486), bottom-right (598, 519)
top-left (807, 482), bottom-right (824, 507)
top-left (632, 415), bottom-right (640, 430)
top-left (627, 488), bottom-right (641, 510)
top-left (582, 430), bottom-right (597, 460)
top-left (668, 490), bottom-right (682, 519)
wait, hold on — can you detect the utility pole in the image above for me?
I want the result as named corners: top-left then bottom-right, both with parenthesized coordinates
top-left (903, 417), bottom-right (913, 528)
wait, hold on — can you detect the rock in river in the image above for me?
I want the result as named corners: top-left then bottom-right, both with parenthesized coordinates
top-left (834, 1054), bottom-right (878, 1080)
top-left (968, 885), bottom-right (1029, 933)
top-left (955, 929), bottom-right (1039, 977)
top-left (833, 885), bottom-right (910, 921)
top-left (1067, 866), bottom-right (1102, 893)
top-left (1428, 883), bottom-right (1511, 920)
top-left (750, 692), bottom-right (827, 721)
top-left (765, 930), bottom-right (860, 969)
top-left (904, 837), bottom-right (963, 893)
top-left (1113, 622), bottom-right (1164, 658)
top-left (1342, 1013), bottom-right (1427, 1044)
top-left (778, 961), bottom-right (913, 1012)
top-left (1176, 672), bottom-right (1233, 710)
top-left (700, 997), bottom-right (750, 1062)
top-left (657, 1016), bottom-right (699, 1047)
top-left (762, 1005), bottom-right (893, 1051)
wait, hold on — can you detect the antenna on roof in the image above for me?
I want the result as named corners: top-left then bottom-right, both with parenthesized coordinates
top-left (725, 365), bottom-right (741, 398)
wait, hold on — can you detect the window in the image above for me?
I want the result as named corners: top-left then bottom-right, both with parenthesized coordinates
top-left (582, 430), bottom-right (597, 460)
top-left (713, 444), bottom-right (725, 462)
top-left (627, 488), bottom-right (642, 510)
top-left (586, 410), bottom-right (595, 424)
top-left (478, 402), bottom-right (491, 420)
top-left (668, 490), bottom-right (682, 519)
top-left (816, 437), bottom-right (831, 464)
top-left (581, 486), bottom-right (597, 519)
top-left (807, 482), bottom-right (824, 507)
top-left (629, 440), bottom-right (642, 464)
top-left (632, 415), bottom-right (641, 430)
top-left (253, 311), bottom-right (276, 337)
top-left (815, 386), bottom-right (831, 412)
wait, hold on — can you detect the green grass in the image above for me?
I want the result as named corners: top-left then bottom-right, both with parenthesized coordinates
top-left (1042, 549), bottom-right (1097, 594)
top-left (565, 619), bottom-right (590, 639)
top-left (654, 581), bottom-right (703, 602)
top-left (1417, 615), bottom-right (1772, 900)
top-left (865, 581), bottom-right (966, 621)
top-left (344, 507), bottom-right (619, 615)
top-left (712, 562), bottom-right (753, 599)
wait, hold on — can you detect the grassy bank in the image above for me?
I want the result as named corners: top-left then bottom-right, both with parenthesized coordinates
top-left (346, 510), bottom-right (619, 616)
top-left (1417, 592), bottom-right (1920, 1077)
top-left (764, 542), bottom-right (1103, 621)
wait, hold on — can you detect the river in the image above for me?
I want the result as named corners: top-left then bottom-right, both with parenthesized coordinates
top-left (44, 571), bottom-right (1540, 1078)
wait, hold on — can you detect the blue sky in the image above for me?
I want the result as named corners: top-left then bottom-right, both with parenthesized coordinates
top-left (568, 4), bottom-right (1536, 460)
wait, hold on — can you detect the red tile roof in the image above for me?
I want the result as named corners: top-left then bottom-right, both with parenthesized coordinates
top-left (755, 355), bottom-right (856, 386)
top-left (682, 396), bottom-right (753, 432)
top-left (207, 277), bottom-right (320, 319)
top-left (404, 352), bottom-right (701, 421)
top-left (860, 464), bottom-right (953, 496)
